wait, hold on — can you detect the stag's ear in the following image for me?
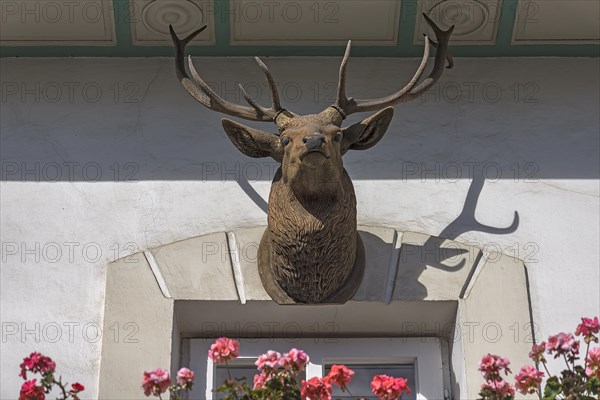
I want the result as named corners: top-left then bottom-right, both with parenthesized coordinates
top-left (341, 107), bottom-right (394, 154)
top-left (222, 118), bottom-right (284, 162)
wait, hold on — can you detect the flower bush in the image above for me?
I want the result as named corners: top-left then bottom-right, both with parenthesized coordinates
top-left (140, 337), bottom-right (411, 400)
top-left (17, 352), bottom-right (85, 400)
top-left (20, 315), bottom-right (597, 400)
top-left (478, 316), bottom-right (600, 400)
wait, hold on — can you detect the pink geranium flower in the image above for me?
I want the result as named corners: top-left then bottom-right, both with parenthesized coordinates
top-left (19, 352), bottom-right (56, 380)
top-left (478, 354), bottom-right (511, 381)
top-left (301, 376), bottom-right (332, 400)
top-left (281, 348), bottom-right (309, 372)
top-left (255, 350), bottom-right (282, 370)
top-left (586, 347), bottom-right (600, 380)
top-left (19, 380), bottom-right (45, 400)
top-left (514, 365), bottom-right (544, 394)
top-left (208, 338), bottom-right (240, 364)
top-left (370, 374), bottom-right (411, 400)
top-left (547, 332), bottom-right (579, 357)
top-left (141, 368), bottom-right (171, 397)
top-left (253, 370), bottom-right (270, 390)
top-left (325, 365), bottom-right (354, 391)
top-left (529, 342), bottom-right (546, 362)
top-left (176, 367), bottom-right (195, 388)
top-left (481, 380), bottom-right (515, 398)
top-left (575, 317), bottom-right (600, 343)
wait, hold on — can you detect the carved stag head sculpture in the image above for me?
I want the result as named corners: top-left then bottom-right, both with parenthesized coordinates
top-left (170, 16), bottom-right (454, 304)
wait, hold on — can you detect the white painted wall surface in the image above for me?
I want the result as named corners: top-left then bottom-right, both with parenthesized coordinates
top-left (1, 56), bottom-right (599, 398)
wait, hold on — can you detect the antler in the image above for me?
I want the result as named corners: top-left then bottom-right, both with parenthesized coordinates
top-left (331, 14), bottom-right (454, 118)
top-left (169, 25), bottom-right (291, 124)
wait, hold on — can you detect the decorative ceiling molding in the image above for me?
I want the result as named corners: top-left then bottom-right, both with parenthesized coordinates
top-left (229, 0), bottom-right (401, 46)
top-left (414, 0), bottom-right (502, 45)
top-left (0, 0), bottom-right (116, 46)
top-left (130, 0), bottom-right (215, 45)
top-left (512, 0), bottom-right (600, 44)
top-left (1, 0), bottom-right (598, 56)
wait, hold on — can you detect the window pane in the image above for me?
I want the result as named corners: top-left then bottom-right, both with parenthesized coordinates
top-left (214, 365), bottom-right (256, 399)
top-left (324, 364), bottom-right (416, 400)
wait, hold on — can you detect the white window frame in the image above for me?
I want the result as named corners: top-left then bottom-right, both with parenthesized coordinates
top-left (186, 338), bottom-right (444, 400)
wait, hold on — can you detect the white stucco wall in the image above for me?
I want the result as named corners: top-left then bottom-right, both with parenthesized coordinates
top-left (1, 56), bottom-right (598, 398)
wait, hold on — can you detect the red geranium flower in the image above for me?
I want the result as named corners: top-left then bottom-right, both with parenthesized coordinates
top-left (19, 380), bottom-right (45, 400)
top-left (371, 374), bottom-right (411, 400)
top-left (301, 376), bottom-right (332, 400)
top-left (325, 365), bottom-right (354, 391)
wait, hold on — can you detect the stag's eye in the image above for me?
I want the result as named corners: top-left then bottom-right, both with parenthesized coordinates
top-left (281, 136), bottom-right (290, 146)
top-left (334, 132), bottom-right (343, 142)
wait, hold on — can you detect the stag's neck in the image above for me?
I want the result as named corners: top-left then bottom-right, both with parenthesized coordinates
top-left (270, 167), bottom-right (355, 218)
top-left (286, 167), bottom-right (344, 202)
top-left (291, 180), bottom-right (343, 204)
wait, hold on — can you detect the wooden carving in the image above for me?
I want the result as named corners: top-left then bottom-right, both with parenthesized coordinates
top-left (170, 16), bottom-right (454, 304)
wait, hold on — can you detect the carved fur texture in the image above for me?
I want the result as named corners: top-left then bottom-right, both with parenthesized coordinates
top-left (268, 168), bottom-right (357, 303)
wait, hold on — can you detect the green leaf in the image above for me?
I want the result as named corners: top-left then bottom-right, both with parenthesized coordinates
top-left (543, 376), bottom-right (562, 400)
top-left (587, 376), bottom-right (600, 395)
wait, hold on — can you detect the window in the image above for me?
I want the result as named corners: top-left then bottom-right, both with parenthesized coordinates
top-left (186, 338), bottom-right (444, 400)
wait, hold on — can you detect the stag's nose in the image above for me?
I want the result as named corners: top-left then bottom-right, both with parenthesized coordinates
top-left (303, 134), bottom-right (326, 151)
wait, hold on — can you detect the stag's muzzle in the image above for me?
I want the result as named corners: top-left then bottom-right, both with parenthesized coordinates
top-left (303, 134), bottom-right (326, 151)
